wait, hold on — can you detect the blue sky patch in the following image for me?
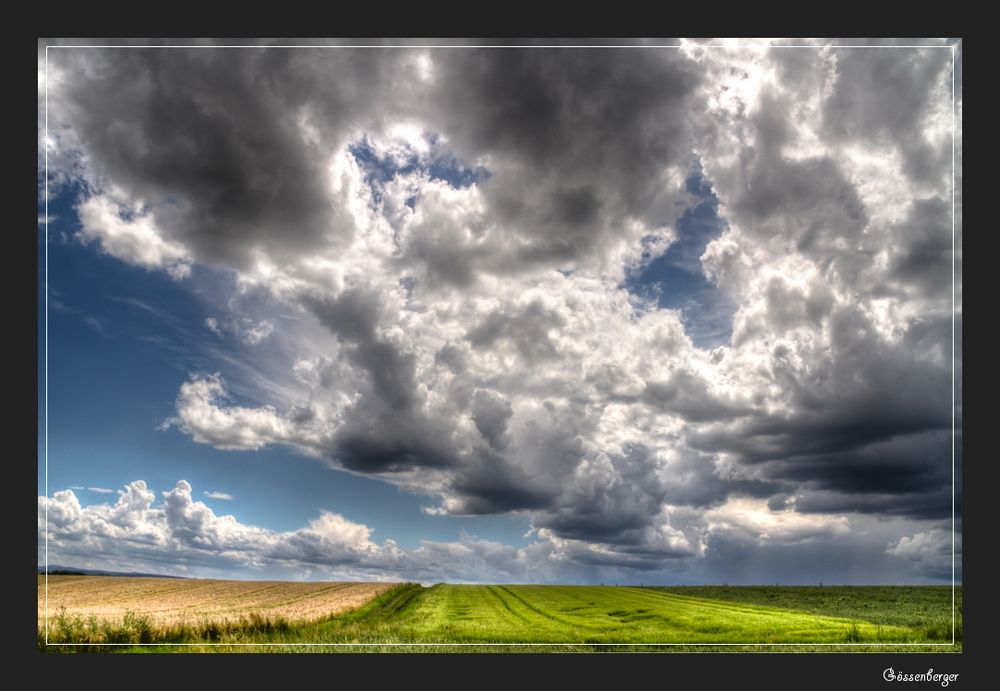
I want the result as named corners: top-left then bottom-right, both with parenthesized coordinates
top-left (625, 168), bottom-right (737, 349)
top-left (348, 136), bottom-right (490, 206)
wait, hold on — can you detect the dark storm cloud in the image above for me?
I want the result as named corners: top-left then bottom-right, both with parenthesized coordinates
top-left (532, 446), bottom-right (667, 543)
top-left (305, 290), bottom-right (420, 411)
top-left (763, 431), bottom-right (957, 520)
top-left (690, 417), bottom-right (951, 522)
top-left (690, 404), bottom-right (947, 468)
top-left (550, 543), bottom-right (695, 571)
top-left (889, 197), bottom-right (953, 297)
top-left (688, 336), bottom-right (953, 522)
top-left (444, 449), bottom-right (556, 514)
top-left (423, 48), bottom-right (705, 271)
top-left (431, 48), bottom-right (700, 202)
top-left (662, 450), bottom-right (780, 509)
top-left (51, 48), bottom-right (410, 268)
top-left (692, 301), bottom-right (951, 474)
top-left (641, 370), bottom-right (753, 422)
top-left (470, 389), bottom-right (514, 450)
top-left (298, 289), bottom-right (470, 474)
top-left (765, 431), bottom-right (951, 495)
top-left (790, 488), bottom-right (952, 520)
top-left (331, 420), bottom-right (459, 474)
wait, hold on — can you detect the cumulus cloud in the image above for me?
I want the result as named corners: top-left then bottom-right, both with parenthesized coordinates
top-left (77, 195), bottom-right (193, 279)
top-left (887, 528), bottom-right (958, 580)
top-left (203, 490), bottom-right (234, 501)
top-left (42, 40), bottom-right (960, 582)
top-left (39, 480), bottom-right (541, 581)
top-left (39, 480), bottom-right (952, 584)
top-left (168, 373), bottom-right (321, 452)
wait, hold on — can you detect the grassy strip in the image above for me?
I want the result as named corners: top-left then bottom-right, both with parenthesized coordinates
top-left (645, 586), bottom-right (962, 642)
top-left (39, 608), bottom-right (294, 651)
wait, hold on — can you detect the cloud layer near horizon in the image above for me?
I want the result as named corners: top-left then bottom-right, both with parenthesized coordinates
top-left (40, 479), bottom-right (957, 583)
top-left (39, 39), bottom-right (961, 583)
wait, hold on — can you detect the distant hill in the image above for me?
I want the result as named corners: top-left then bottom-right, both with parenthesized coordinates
top-left (38, 564), bottom-right (187, 579)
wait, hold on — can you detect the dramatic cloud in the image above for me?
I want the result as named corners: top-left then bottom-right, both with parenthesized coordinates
top-left (39, 480), bottom-right (545, 581)
top-left (40, 480), bottom-right (943, 583)
top-left (41, 39), bottom-right (960, 583)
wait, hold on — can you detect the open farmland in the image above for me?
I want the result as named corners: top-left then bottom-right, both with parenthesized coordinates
top-left (38, 578), bottom-right (961, 651)
top-left (39, 575), bottom-right (397, 633)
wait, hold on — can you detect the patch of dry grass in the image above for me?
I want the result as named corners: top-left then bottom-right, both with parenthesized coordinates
top-left (38, 575), bottom-right (398, 630)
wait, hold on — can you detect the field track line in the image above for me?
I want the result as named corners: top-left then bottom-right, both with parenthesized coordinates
top-left (555, 585), bottom-right (646, 611)
top-left (342, 583), bottom-right (423, 624)
top-left (624, 587), bottom-right (891, 629)
top-left (485, 586), bottom-right (533, 625)
top-left (243, 582), bottom-right (357, 609)
top-left (496, 587), bottom-right (578, 628)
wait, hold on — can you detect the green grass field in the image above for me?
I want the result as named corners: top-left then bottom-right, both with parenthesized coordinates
top-left (40, 582), bottom-right (961, 652)
top-left (650, 585), bottom-right (960, 642)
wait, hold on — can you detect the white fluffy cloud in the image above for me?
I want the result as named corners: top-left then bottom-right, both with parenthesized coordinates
top-left (77, 195), bottom-right (193, 279)
top-left (169, 374), bottom-right (313, 452)
top-left (41, 481), bottom-right (375, 575)
top-left (41, 41), bottom-right (960, 582)
top-left (39, 480), bottom-right (548, 581)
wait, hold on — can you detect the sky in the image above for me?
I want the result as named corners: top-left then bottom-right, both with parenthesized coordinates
top-left (37, 39), bottom-right (961, 585)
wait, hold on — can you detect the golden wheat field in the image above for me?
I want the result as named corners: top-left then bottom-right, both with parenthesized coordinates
top-left (38, 575), bottom-right (398, 628)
